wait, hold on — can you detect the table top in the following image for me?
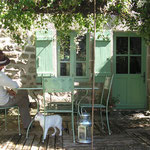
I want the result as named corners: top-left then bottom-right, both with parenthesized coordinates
top-left (18, 86), bottom-right (99, 90)
top-left (18, 87), bottom-right (42, 90)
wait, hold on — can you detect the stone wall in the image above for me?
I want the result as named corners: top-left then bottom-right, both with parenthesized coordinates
top-left (0, 29), bottom-right (39, 104)
top-left (0, 29), bottom-right (37, 87)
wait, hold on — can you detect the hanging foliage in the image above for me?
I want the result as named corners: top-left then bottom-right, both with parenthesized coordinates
top-left (0, 0), bottom-right (150, 44)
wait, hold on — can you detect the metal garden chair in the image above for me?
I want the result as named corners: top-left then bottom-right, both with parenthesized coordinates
top-left (78, 74), bottom-right (114, 135)
top-left (0, 106), bottom-right (21, 135)
top-left (42, 76), bottom-right (75, 142)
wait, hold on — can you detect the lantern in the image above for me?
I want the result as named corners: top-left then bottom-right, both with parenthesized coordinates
top-left (77, 113), bottom-right (92, 143)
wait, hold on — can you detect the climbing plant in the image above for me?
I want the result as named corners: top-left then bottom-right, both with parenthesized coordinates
top-left (0, 0), bottom-right (150, 44)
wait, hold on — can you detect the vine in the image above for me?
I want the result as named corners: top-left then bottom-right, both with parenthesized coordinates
top-left (0, 0), bottom-right (150, 44)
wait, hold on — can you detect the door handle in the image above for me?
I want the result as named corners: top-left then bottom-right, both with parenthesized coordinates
top-left (141, 72), bottom-right (145, 83)
top-left (37, 57), bottom-right (40, 67)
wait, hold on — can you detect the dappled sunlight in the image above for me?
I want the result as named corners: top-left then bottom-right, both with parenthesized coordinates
top-left (130, 112), bottom-right (150, 119)
top-left (0, 113), bottom-right (150, 149)
top-left (112, 111), bottom-right (150, 129)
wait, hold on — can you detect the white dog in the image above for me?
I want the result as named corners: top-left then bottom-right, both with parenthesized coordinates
top-left (34, 112), bottom-right (62, 141)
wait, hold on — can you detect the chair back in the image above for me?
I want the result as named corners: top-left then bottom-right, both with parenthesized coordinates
top-left (100, 74), bottom-right (114, 105)
top-left (42, 77), bottom-right (74, 93)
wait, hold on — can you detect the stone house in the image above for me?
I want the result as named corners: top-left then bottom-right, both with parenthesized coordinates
top-left (0, 28), bottom-right (150, 110)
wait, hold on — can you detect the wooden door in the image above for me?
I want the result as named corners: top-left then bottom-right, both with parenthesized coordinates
top-left (112, 32), bottom-right (147, 109)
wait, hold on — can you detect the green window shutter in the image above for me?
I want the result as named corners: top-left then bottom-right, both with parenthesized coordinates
top-left (95, 31), bottom-right (111, 82)
top-left (36, 30), bottom-right (55, 77)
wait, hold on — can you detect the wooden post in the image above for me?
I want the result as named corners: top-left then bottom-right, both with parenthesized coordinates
top-left (91, 0), bottom-right (96, 149)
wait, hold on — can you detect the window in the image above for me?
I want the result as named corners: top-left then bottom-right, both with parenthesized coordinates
top-left (76, 35), bottom-right (87, 76)
top-left (116, 36), bottom-right (142, 74)
top-left (58, 35), bottom-right (70, 76)
top-left (57, 32), bottom-right (89, 81)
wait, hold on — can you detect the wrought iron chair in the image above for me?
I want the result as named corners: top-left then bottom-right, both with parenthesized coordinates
top-left (0, 106), bottom-right (21, 135)
top-left (78, 74), bottom-right (114, 135)
top-left (42, 76), bottom-right (75, 142)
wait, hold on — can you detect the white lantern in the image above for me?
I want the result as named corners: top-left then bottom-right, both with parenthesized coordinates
top-left (77, 113), bottom-right (92, 143)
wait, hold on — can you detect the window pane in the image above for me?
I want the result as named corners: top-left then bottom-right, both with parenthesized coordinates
top-left (130, 56), bottom-right (141, 74)
top-left (116, 37), bottom-right (128, 54)
top-left (76, 63), bottom-right (86, 76)
top-left (116, 56), bottom-right (128, 74)
top-left (60, 63), bottom-right (70, 76)
top-left (59, 36), bottom-right (70, 61)
top-left (76, 35), bottom-right (86, 61)
top-left (130, 37), bottom-right (141, 54)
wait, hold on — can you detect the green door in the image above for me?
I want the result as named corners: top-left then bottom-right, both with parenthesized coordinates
top-left (112, 32), bottom-right (147, 109)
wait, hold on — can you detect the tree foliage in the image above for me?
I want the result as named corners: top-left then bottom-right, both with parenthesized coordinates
top-left (0, 0), bottom-right (150, 44)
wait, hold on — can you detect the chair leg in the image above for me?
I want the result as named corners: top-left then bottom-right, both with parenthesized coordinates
top-left (4, 109), bottom-right (7, 131)
top-left (71, 111), bottom-right (75, 143)
top-left (100, 108), bottom-right (104, 129)
top-left (72, 101), bottom-right (75, 143)
top-left (42, 115), bottom-right (46, 143)
top-left (106, 108), bottom-right (111, 135)
top-left (17, 107), bottom-right (21, 135)
top-left (26, 119), bottom-right (34, 139)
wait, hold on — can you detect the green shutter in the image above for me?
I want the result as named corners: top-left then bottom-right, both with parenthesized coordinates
top-left (36, 30), bottom-right (55, 77)
top-left (70, 31), bottom-right (76, 77)
top-left (95, 31), bottom-right (111, 82)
